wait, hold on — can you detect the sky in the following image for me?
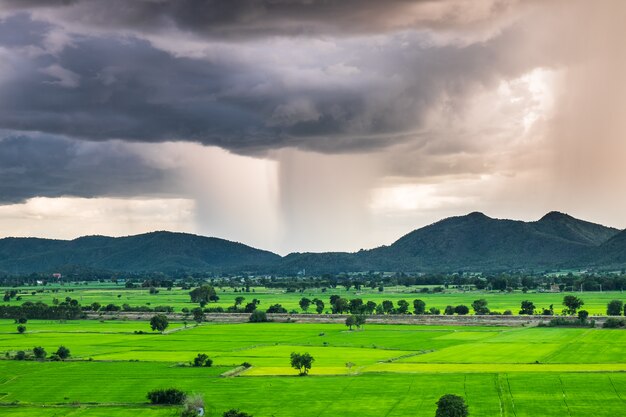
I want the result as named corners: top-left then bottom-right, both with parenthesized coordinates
top-left (0, 0), bottom-right (624, 255)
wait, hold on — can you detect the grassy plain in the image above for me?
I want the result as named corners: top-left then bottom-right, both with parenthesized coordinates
top-left (0, 320), bottom-right (625, 416)
top-left (2, 283), bottom-right (625, 315)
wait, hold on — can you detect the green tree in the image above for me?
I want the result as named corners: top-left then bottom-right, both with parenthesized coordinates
top-left (578, 310), bottom-right (589, 322)
top-left (444, 305), bottom-right (455, 315)
top-left (396, 300), bottom-right (409, 314)
top-left (150, 314), bottom-right (169, 332)
top-left (381, 300), bottom-right (394, 314)
top-left (249, 310), bottom-right (268, 322)
top-left (299, 297), bottom-right (312, 312)
top-left (519, 300), bottom-right (536, 315)
top-left (147, 388), bottom-right (186, 405)
top-left (17, 325), bottom-right (26, 334)
top-left (454, 305), bottom-right (469, 315)
top-left (189, 285), bottom-right (218, 304)
top-left (15, 350), bottom-right (26, 360)
top-left (471, 299), bottom-right (489, 315)
top-left (607, 300), bottom-right (624, 316)
top-left (192, 307), bottom-right (204, 324)
top-left (355, 314), bottom-right (367, 329)
top-left (55, 345), bottom-right (70, 360)
top-left (563, 295), bottom-right (584, 315)
top-left (313, 298), bottom-right (325, 314)
top-left (290, 352), bottom-right (314, 376)
top-left (33, 346), bottom-right (46, 360)
top-left (266, 304), bottom-right (287, 313)
top-left (436, 394), bottom-right (469, 417)
top-left (345, 315), bottom-right (356, 330)
top-left (234, 296), bottom-right (245, 307)
top-left (413, 299), bottom-right (426, 315)
top-left (192, 353), bottom-right (213, 367)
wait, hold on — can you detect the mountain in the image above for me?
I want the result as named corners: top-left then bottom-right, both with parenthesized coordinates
top-left (0, 212), bottom-right (622, 274)
top-left (281, 211), bottom-right (622, 273)
top-left (594, 229), bottom-right (626, 266)
top-left (0, 231), bottom-right (280, 274)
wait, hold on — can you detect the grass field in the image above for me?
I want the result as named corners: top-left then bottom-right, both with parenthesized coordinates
top-left (2, 283), bottom-right (625, 315)
top-left (0, 320), bottom-right (625, 416)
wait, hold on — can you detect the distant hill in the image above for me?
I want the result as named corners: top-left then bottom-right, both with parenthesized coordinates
top-left (0, 212), bottom-right (623, 274)
top-left (281, 212), bottom-right (622, 273)
top-left (0, 231), bottom-right (280, 274)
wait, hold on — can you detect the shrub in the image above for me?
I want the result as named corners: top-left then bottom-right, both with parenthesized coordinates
top-left (192, 353), bottom-right (213, 367)
top-left (249, 310), bottom-right (268, 323)
top-left (15, 350), bottom-right (26, 360)
top-left (33, 346), bottom-right (46, 359)
top-left (223, 409), bottom-right (253, 417)
top-left (147, 388), bottom-right (186, 405)
top-left (454, 305), bottom-right (469, 315)
top-left (603, 318), bottom-right (625, 328)
top-left (55, 345), bottom-right (71, 360)
top-left (16, 325), bottom-right (26, 334)
top-left (436, 394), bottom-right (468, 417)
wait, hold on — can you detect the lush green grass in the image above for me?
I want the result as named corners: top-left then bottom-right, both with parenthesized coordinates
top-left (3, 283), bottom-right (626, 315)
top-left (0, 320), bottom-right (625, 416)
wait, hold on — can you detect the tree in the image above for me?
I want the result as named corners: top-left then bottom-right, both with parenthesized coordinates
top-left (192, 353), bottom-right (213, 367)
top-left (349, 298), bottom-right (364, 314)
top-left (436, 394), bottom-right (469, 417)
top-left (381, 300), bottom-right (394, 314)
top-left (150, 314), bottom-right (169, 332)
top-left (266, 304), bottom-right (287, 313)
top-left (15, 350), bottom-right (26, 360)
top-left (147, 388), bottom-right (186, 405)
top-left (607, 300), bottom-right (624, 316)
top-left (299, 297), bottom-right (312, 312)
top-left (471, 299), bottom-right (489, 315)
top-left (16, 317), bottom-right (27, 324)
top-left (578, 310), bottom-right (589, 322)
top-left (223, 410), bottom-right (253, 417)
top-left (454, 305), bottom-right (469, 315)
top-left (519, 300), bottom-right (536, 315)
top-left (444, 305), bottom-right (455, 315)
top-left (331, 297), bottom-right (349, 314)
top-left (563, 295), bottom-right (584, 315)
top-left (17, 325), bottom-right (26, 334)
top-left (345, 315), bottom-right (356, 330)
top-left (413, 299), bottom-right (426, 315)
top-left (189, 285), bottom-right (218, 304)
top-left (91, 302), bottom-right (101, 311)
top-left (249, 310), bottom-right (268, 322)
top-left (313, 298), bottom-right (325, 314)
top-left (234, 296), bottom-right (245, 307)
top-left (355, 314), bottom-right (367, 329)
top-left (290, 352), bottom-right (314, 376)
top-left (55, 345), bottom-right (70, 360)
top-left (396, 299), bottom-right (409, 314)
top-left (33, 346), bottom-right (46, 360)
top-left (192, 307), bottom-right (204, 324)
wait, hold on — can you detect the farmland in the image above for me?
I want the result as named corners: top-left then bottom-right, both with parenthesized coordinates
top-left (2, 283), bottom-right (625, 315)
top-left (1, 319), bottom-right (625, 416)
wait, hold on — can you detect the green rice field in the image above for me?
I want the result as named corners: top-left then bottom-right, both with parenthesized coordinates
top-left (2, 283), bottom-right (625, 315)
top-left (0, 319), bottom-right (625, 416)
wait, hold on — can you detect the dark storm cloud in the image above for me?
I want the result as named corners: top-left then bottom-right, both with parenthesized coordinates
top-left (0, 132), bottom-right (174, 203)
top-left (0, 11), bottom-right (546, 155)
top-left (1, 0), bottom-right (517, 39)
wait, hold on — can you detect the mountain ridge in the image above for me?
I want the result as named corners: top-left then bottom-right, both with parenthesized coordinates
top-left (0, 213), bottom-right (623, 274)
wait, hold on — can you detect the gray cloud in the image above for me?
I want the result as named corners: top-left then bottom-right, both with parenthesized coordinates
top-left (0, 132), bottom-right (176, 203)
top-left (0, 9), bottom-right (551, 156)
top-left (1, 0), bottom-right (520, 39)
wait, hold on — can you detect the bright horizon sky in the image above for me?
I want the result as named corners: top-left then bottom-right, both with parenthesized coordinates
top-left (0, 0), bottom-right (625, 255)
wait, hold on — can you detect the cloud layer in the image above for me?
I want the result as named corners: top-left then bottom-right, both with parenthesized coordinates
top-left (1, 0), bottom-right (625, 252)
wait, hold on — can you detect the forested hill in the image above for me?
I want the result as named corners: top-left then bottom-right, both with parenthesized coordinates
top-left (0, 231), bottom-right (281, 274)
top-left (0, 212), bottom-right (624, 274)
